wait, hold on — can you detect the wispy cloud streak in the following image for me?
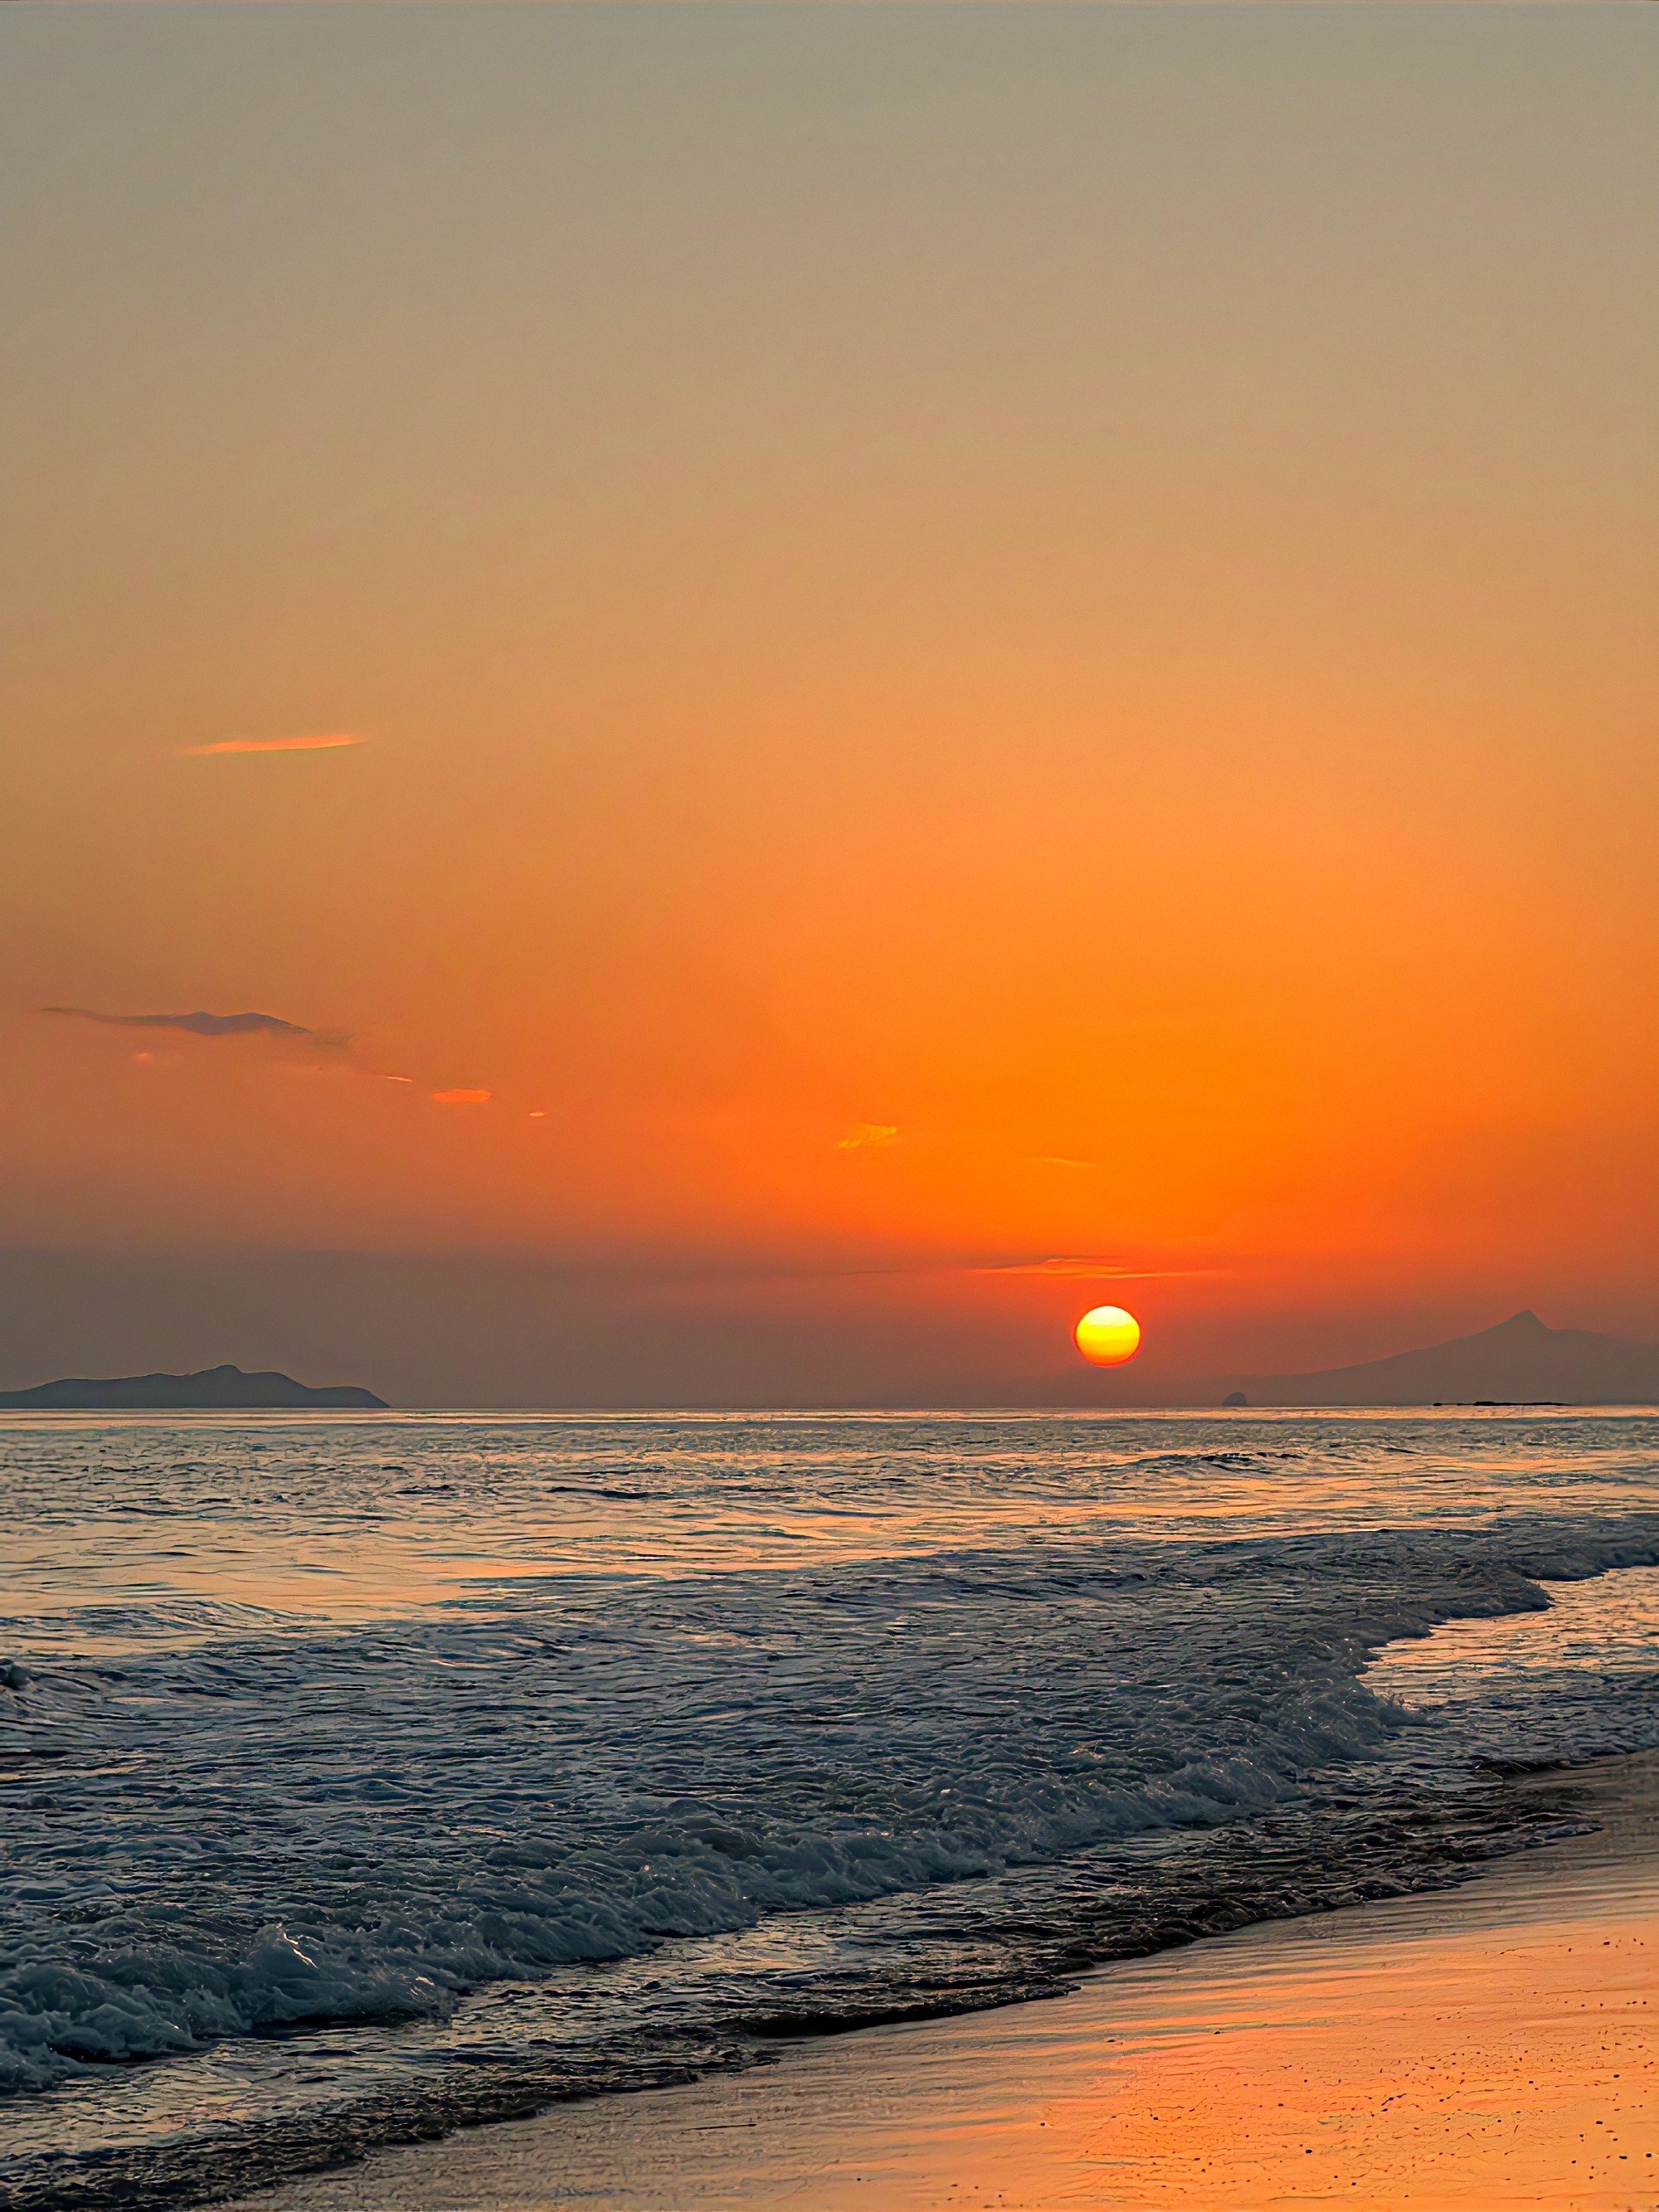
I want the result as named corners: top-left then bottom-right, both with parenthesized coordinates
top-left (179, 733), bottom-right (367, 756)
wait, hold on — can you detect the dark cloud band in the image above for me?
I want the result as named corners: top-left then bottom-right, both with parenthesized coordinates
top-left (43, 1007), bottom-right (316, 1040)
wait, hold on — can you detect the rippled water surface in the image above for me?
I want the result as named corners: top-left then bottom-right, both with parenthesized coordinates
top-left (2, 1408), bottom-right (1657, 2210)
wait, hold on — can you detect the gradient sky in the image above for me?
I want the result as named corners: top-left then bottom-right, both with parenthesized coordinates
top-left (2, 4), bottom-right (1655, 1403)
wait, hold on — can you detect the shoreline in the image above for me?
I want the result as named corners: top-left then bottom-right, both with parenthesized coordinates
top-left (228, 1749), bottom-right (1659, 2212)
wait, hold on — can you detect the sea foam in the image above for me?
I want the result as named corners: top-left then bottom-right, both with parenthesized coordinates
top-left (5, 1516), bottom-right (1657, 2098)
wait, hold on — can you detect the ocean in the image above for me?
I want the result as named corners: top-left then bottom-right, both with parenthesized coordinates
top-left (2, 1408), bottom-right (1657, 2211)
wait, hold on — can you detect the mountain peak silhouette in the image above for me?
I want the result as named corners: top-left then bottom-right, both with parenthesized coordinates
top-left (1236, 1310), bottom-right (1657, 1407)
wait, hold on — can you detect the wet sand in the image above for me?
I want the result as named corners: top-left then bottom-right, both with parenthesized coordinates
top-left (235, 1753), bottom-right (1658, 2212)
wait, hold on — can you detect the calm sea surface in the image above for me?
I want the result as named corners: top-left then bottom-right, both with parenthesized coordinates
top-left (2, 1408), bottom-right (1657, 2210)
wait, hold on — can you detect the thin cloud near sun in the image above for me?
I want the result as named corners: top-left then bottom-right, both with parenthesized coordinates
top-left (976, 1256), bottom-right (1223, 1281)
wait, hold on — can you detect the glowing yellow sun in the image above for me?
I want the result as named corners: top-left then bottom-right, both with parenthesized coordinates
top-left (1074, 1305), bottom-right (1142, 1367)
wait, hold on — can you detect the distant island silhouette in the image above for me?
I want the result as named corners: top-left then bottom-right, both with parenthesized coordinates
top-left (0, 1364), bottom-right (387, 1411)
top-left (1228, 1310), bottom-right (1659, 1408)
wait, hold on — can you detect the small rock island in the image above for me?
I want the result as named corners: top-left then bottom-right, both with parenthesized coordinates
top-left (0, 1364), bottom-right (387, 1410)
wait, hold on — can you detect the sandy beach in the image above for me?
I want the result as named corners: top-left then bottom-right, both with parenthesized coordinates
top-left (230, 1752), bottom-right (1657, 2212)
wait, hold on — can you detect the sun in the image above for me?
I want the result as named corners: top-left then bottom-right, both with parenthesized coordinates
top-left (1074, 1305), bottom-right (1142, 1367)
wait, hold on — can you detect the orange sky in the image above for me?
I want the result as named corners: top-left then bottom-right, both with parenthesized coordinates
top-left (1, 6), bottom-right (1655, 1401)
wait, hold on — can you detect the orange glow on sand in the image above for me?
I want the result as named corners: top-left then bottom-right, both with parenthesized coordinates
top-left (396, 1762), bottom-right (1653, 2212)
top-left (1074, 1305), bottom-right (1142, 1367)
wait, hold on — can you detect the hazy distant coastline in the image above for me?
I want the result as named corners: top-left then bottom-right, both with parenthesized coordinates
top-left (1, 1314), bottom-right (1654, 1417)
top-left (0, 1363), bottom-right (387, 1411)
